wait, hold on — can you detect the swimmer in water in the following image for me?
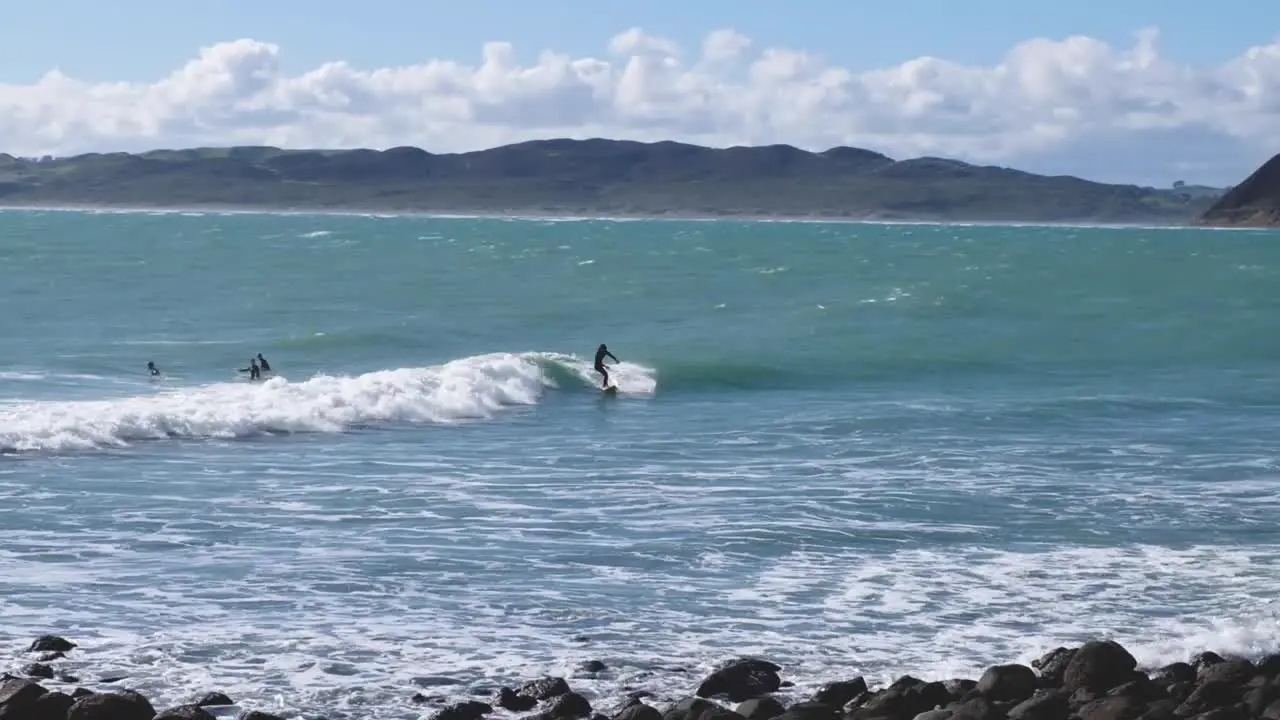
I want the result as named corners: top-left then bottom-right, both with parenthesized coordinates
top-left (238, 358), bottom-right (261, 380)
top-left (256, 353), bottom-right (271, 372)
top-left (147, 361), bottom-right (160, 376)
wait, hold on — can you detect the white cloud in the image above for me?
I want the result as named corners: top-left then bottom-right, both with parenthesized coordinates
top-left (2, 27), bottom-right (1279, 185)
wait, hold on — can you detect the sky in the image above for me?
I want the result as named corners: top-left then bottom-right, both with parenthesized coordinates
top-left (1, 0), bottom-right (1278, 186)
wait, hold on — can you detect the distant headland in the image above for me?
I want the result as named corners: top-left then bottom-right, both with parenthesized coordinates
top-left (1198, 153), bottom-right (1280, 228)
top-left (0, 138), bottom-right (1227, 224)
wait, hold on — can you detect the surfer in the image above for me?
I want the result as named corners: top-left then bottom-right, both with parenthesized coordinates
top-left (239, 358), bottom-right (261, 380)
top-left (256, 353), bottom-right (271, 372)
top-left (147, 361), bottom-right (160, 377)
top-left (594, 343), bottom-right (618, 388)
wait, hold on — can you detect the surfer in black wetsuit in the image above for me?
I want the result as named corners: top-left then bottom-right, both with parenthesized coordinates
top-left (594, 344), bottom-right (618, 388)
top-left (239, 358), bottom-right (261, 380)
top-left (147, 361), bottom-right (160, 377)
top-left (256, 353), bottom-right (271, 372)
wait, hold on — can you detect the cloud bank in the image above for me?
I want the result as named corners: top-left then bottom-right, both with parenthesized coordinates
top-left (2, 27), bottom-right (1278, 186)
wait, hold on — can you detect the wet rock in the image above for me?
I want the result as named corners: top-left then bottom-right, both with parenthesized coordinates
top-left (1190, 652), bottom-right (1225, 670)
top-left (32, 690), bottom-right (76, 718)
top-left (240, 713), bottom-right (286, 720)
top-left (1032, 648), bottom-right (1076, 687)
top-left (67, 690), bottom-right (157, 720)
top-left (579, 661), bottom-right (608, 673)
top-left (1137, 698), bottom-right (1177, 720)
top-left (1075, 695), bottom-right (1146, 720)
top-left (57, 672), bottom-right (81, 684)
top-left (811, 678), bottom-right (867, 708)
top-left (195, 691), bottom-right (234, 706)
top-left (1196, 659), bottom-right (1255, 687)
top-left (534, 692), bottom-right (592, 720)
top-left (519, 677), bottom-right (573, 702)
top-left (413, 693), bottom-right (448, 705)
top-left (1175, 680), bottom-right (1239, 716)
top-left (71, 688), bottom-right (94, 699)
top-left (156, 705), bottom-right (217, 719)
top-left (1259, 655), bottom-right (1280, 676)
top-left (617, 702), bottom-right (664, 720)
top-left (1244, 680), bottom-right (1280, 716)
top-left (772, 701), bottom-right (837, 720)
top-left (1153, 663), bottom-right (1195, 686)
top-left (1006, 690), bottom-right (1069, 720)
top-left (0, 677), bottom-right (47, 710)
top-left (663, 697), bottom-right (745, 720)
top-left (696, 660), bottom-right (782, 702)
top-left (948, 696), bottom-right (1001, 720)
top-left (851, 679), bottom-right (952, 720)
top-left (943, 680), bottom-right (976, 698)
top-left (430, 700), bottom-right (493, 720)
top-left (976, 664), bottom-right (1037, 703)
top-left (36, 651), bottom-right (65, 663)
top-left (27, 635), bottom-right (76, 653)
top-left (735, 697), bottom-right (785, 720)
top-left (1064, 641), bottom-right (1138, 693)
top-left (913, 710), bottom-right (953, 720)
top-left (498, 687), bottom-right (540, 712)
top-left (21, 663), bottom-right (53, 680)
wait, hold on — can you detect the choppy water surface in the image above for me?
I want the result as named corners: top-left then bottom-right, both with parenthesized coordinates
top-left (2, 210), bottom-right (1279, 718)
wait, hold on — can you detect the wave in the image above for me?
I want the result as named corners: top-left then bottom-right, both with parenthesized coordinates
top-left (0, 352), bottom-right (656, 454)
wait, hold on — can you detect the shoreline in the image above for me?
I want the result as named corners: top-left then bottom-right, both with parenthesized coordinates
top-left (0, 200), bottom-right (1262, 231)
top-left (4, 636), bottom-right (1278, 720)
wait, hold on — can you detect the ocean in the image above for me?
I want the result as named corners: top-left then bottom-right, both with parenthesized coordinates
top-left (1, 209), bottom-right (1279, 719)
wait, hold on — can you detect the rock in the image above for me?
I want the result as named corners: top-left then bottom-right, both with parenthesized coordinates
top-left (948, 697), bottom-right (1000, 720)
top-left (497, 687), bottom-right (539, 712)
top-left (976, 664), bottom-right (1037, 703)
top-left (67, 690), bottom-right (157, 720)
top-left (1259, 655), bottom-right (1280, 676)
top-left (1063, 641), bottom-right (1138, 693)
top-left (663, 697), bottom-right (744, 720)
top-left (71, 688), bottom-right (94, 699)
top-left (1153, 663), bottom-right (1195, 685)
top-left (811, 678), bottom-right (867, 708)
top-left (1176, 679), bottom-right (1243, 716)
top-left (912, 711), bottom-right (953, 720)
top-left (32, 690), bottom-right (76, 718)
top-left (535, 692), bottom-right (592, 720)
top-left (579, 661), bottom-right (608, 673)
top-left (0, 677), bottom-right (47, 709)
top-left (773, 701), bottom-right (837, 720)
top-left (1263, 698), bottom-right (1280, 720)
top-left (430, 700), bottom-right (493, 720)
top-left (1196, 659), bottom-right (1255, 687)
top-left (1190, 652), bottom-right (1225, 670)
top-left (519, 677), bottom-right (573, 701)
top-left (21, 663), bottom-right (53, 680)
top-left (1193, 707), bottom-right (1248, 720)
top-left (1006, 690), bottom-right (1068, 720)
top-left (156, 705), bottom-right (217, 719)
top-left (852, 680), bottom-right (952, 720)
top-left (696, 660), bottom-right (782, 702)
top-left (1075, 695), bottom-right (1145, 720)
top-left (195, 692), bottom-right (234, 707)
top-left (1031, 648), bottom-right (1076, 687)
top-left (942, 680), bottom-right (976, 698)
top-left (27, 635), bottom-right (76, 653)
top-left (240, 713), bottom-right (286, 720)
top-left (36, 651), bottom-right (65, 662)
top-left (1244, 680), bottom-right (1280, 716)
top-left (617, 703), bottom-right (664, 720)
top-left (735, 697), bottom-right (785, 720)
top-left (1137, 698), bottom-right (1177, 720)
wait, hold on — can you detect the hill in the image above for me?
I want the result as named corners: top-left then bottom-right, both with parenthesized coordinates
top-left (1198, 153), bottom-right (1280, 227)
top-left (0, 138), bottom-right (1221, 223)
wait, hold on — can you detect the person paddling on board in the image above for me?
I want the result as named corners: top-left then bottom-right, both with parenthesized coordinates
top-left (239, 358), bottom-right (261, 380)
top-left (256, 353), bottom-right (271, 372)
top-left (147, 361), bottom-right (160, 377)
top-left (594, 343), bottom-right (618, 388)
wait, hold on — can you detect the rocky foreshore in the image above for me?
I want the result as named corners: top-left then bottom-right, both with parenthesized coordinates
top-left (3, 635), bottom-right (1278, 720)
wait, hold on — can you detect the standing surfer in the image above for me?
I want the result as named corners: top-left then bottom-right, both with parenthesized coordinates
top-left (256, 353), bottom-right (271, 372)
top-left (239, 358), bottom-right (261, 380)
top-left (594, 344), bottom-right (618, 388)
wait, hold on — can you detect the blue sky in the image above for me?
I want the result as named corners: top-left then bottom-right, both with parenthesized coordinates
top-left (0, 0), bottom-right (1271, 83)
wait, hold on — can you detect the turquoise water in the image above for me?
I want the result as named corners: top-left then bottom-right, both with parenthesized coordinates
top-left (2, 210), bottom-right (1280, 718)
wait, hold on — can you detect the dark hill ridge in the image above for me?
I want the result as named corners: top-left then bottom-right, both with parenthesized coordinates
top-left (0, 138), bottom-right (1219, 223)
top-left (1198, 152), bottom-right (1280, 227)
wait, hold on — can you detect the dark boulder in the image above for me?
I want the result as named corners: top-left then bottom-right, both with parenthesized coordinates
top-left (617, 703), bottom-right (664, 720)
top-left (31, 690), bottom-right (76, 719)
top-left (0, 677), bottom-right (47, 709)
top-left (663, 697), bottom-right (745, 720)
top-left (811, 678), bottom-right (867, 708)
top-left (535, 692), bottom-right (592, 720)
top-left (1190, 652), bottom-right (1225, 670)
top-left (851, 679), bottom-right (951, 720)
top-left (976, 664), bottom-right (1037, 702)
top-left (519, 677), bottom-right (572, 702)
top-left (1075, 695), bottom-right (1145, 720)
top-left (1175, 680), bottom-right (1240, 716)
top-left (1259, 655), bottom-right (1280, 677)
top-left (1031, 648), bottom-right (1075, 687)
top-left (430, 700), bottom-right (493, 720)
top-left (579, 661), bottom-right (608, 673)
top-left (195, 692), bottom-right (234, 707)
top-left (27, 636), bottom-right (76, 653)
top-left (947, 696), bottom-right (1001, 720)
top-left (771, 701), bottom-right (837, 720)
top-left (67, 690), bottom-right (157, 720)
top-left (1244, 680), bottom-right (1280, 716)
top-left (156, 705), bottom-right (217, 719)
top-left (1137, 698), bottom-right (1177, 720)
top-left (498, 687), bottom-right (540, 712)
top-left (1153, 663), bottom-right (1195, 685)
top-left (1005, 690), bottom-right (1069, 720)
top-left (696, 660), bottom-right (782, 702)
top-left (21, 664), bottom-right (53, 680)
top-left (1196, 659), bottom-right (1255, 687)
top-left (735, 697), bottom-right (785, 720)
top-left (240, 713), bottom-right (286, 720)
top-left (1063, 641), bottom-right (1138, 693)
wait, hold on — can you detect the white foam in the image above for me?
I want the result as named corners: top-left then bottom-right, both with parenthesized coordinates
top-left (0, 352), bottom-right (656, 453)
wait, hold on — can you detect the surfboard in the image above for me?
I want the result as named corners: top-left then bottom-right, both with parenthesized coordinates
top-left (603, 385), bottom-right (618, 396)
